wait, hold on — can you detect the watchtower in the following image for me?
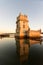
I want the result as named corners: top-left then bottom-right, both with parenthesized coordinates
top-left (16, 13), bottom-right (29, 38)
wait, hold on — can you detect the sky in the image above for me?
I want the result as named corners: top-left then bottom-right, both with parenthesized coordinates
top-left (0, 0), bottom-right (43, 33)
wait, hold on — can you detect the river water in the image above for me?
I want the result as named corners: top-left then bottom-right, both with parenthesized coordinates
top-left (0, 38), bottom-right (43, 65)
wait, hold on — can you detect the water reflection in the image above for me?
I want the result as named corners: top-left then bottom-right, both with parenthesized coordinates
top-left (29, 39), bottom-right (41, 45)
top-left (16, 39), bottom-right (30, 64)
top-left (16, 38), bottom-right (41, 65)
top-left (0, 37), bottom-right (42, 65)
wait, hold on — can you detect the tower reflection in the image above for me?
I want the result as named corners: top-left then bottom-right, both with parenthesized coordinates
top-left (16, 39), bottom-right (30, 64)
top-left (16, 38), bottom-right (41, 65)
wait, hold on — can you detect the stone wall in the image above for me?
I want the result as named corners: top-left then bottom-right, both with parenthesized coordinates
top-left (28, 30), bottom-right (41, 38)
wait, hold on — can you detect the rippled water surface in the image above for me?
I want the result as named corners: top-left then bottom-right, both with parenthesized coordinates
top-left (0, 38), bottom-right (43, 65)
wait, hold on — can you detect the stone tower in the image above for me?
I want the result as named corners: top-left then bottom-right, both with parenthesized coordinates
top-left (16, 13), bottom-right (29, 38)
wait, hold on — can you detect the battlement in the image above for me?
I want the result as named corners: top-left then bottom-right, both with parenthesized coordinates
top-left (16, 13), bottom-right (28, 23)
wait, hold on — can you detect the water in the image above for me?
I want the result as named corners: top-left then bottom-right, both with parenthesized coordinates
top-left (0, 38), bottom-right (43, 65)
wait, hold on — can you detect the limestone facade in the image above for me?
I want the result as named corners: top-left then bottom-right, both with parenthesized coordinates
top-left (16, 13), bottom-right (41, 38)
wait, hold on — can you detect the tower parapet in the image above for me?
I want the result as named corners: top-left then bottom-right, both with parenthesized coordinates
top-left (16, 13), bottom-right (28, 23)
